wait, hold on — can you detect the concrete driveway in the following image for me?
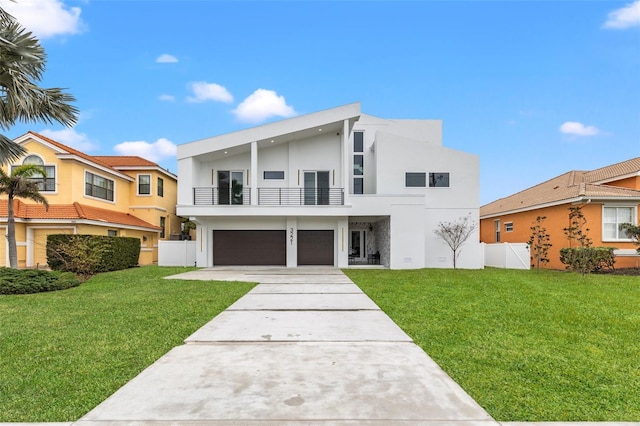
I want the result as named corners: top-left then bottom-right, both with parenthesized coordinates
top-left (76, 267), bottom-right (496, 425)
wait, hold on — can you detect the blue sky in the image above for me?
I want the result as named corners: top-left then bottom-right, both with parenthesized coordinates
top-left (3, 0), bottom-right (639, 205)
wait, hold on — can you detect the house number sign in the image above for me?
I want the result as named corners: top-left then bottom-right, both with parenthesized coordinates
top-left (289, 228), bottom-right (294, 245)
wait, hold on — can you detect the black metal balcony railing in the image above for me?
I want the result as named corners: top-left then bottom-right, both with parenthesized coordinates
top-left (192, 187), bottom-right (344, 206)
top-left (193, 187), bottom-right (251, 205)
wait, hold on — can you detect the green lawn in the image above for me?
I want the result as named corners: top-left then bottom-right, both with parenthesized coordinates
top-left (343, 268), bottom-right (640, 421)
top-left (0, 266), bottom-right (255, 422)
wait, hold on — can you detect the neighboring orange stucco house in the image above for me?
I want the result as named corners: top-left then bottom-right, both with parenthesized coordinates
top-left (480, 158), bottom-right (640, 270)
top-left (0, 131), bottom-right (181, 268)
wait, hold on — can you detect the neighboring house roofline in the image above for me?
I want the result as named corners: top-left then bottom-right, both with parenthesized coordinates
top-left (178, 102), bottom-right (361, 160)
top-left (14, 132), bottom-right (135, 182)
top-left (93, 156), bottom-right (178, 180)
top-left (0, 200), bottom-right (162, 231)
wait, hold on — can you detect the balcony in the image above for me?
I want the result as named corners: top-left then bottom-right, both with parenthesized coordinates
top-left (193, 187), bottom-right (345, 206)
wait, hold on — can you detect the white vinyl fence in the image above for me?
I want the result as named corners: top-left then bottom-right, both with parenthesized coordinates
top-left (483, 242), bottom-right (530, 270)
top-left (158, 240), bottom-right (197, 267)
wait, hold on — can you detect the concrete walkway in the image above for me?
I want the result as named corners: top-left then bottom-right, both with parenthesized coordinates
top-left (74, 267), bottom-right (495, 424)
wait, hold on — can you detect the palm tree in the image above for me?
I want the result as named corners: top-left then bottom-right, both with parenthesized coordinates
top-left (0, 164), bottom-right (49, 268)
top-left (0, 6), bottom-right (78, 163)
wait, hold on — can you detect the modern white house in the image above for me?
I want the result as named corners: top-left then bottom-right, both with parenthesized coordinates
top-left (176, 102), bottom-right (482, 269)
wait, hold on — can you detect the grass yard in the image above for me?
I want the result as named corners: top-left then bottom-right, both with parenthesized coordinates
top-left (0, 266), bottom-right (254, 422)
top-left (344, 268), bottom-right (640, 421)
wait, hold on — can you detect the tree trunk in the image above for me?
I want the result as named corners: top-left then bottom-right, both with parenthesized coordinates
top-left (7, 196), bottom-right (18, 269)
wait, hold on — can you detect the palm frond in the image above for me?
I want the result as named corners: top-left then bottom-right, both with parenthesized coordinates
top-left (0, 132), bottom-right (25, 163)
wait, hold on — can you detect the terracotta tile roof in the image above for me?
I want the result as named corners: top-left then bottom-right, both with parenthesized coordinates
top-left (481, 158), bottom-right (640, 217)
top-left (0, 200), bottom-right (161, 231)
top-left (27, 131), bottom-right (118, 172)
top-left (93, 156), bottom-right (159, 167)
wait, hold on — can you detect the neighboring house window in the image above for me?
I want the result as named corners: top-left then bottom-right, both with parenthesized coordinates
top-left (603, 206), bottom-right (635, 240)
top-left (160, 217), bottom-right (166, 239)
top-left (85, 171), bottom-right (114, 201)
top-left (505, 222), bottom-right (514, 232)
top-left (138, 174), bottom-right (151, 195)
top-left (108, 230), bottom-right (118, 237)
top-left (264, 171), bottom-right (285, 179)
top-left (495, 220), bottom-right (501, 243)
top-left (157, 177), bottom-right (164, 197)
top-left (405, 172), bottom-right (426, 187)
top-left (218, 170), bottom-right (244, 205)
top-left (12, 155), bottom-right (56, 192)
top-left (429, 172), bottom-right (450, 187)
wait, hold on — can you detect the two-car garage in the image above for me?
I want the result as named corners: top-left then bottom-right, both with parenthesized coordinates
top-left (212, 230), bottom-right (334, 266)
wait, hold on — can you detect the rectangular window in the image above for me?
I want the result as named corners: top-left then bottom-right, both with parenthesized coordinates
top-left (157, 177), bottom-right (164, 197)
top-left (160, 217), bottom-right (166, 239)
top-left (354, 131), bottom-right (364, 153)
top-left (107, 230), bottom-right (118, 237)
top-left (85, 171), bottom-right (114, 201)
top-left (264, 171), bottom-right (285, 180)
top-left (603, 206), bottom-right (634, 240)
top-left (353, 155), bottom-right (364, 176)
top-left (138, 174), bottom-right (151, 195)
top-left (11, 165), bottom-right (56, 191)
top-left (354, 177), bottom-right (363, 195)
top-left (405, 172), bottom-right (426, 187)
top-left (429, 172), bottom-right (450, 187)
top-left (505, 222), bottom-right (514, 232)
top-left (495, 220), bottom-right (501, 243)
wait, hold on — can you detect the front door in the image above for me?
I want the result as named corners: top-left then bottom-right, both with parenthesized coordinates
top-left (350, 230), bottom-right (366, 262)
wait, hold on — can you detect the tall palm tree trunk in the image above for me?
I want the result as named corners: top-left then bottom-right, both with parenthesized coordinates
top-left (6, 196), bottom-right (17, 268)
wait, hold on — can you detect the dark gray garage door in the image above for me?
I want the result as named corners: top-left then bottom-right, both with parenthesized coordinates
top-left (298, 230), bottom-right (334, 266)
top-left (213, 230), bottom-right (286, 266)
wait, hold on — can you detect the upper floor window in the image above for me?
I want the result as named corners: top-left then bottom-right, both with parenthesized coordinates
top-left (505, 222), bottom-right (514, 232)
top-left (12, 155), bottom-right (56, 192)
top-left (138, 174), bottom-right (151, 195)
top-left (157, 177), bottom-right (164, 197)
top-left (85, 171), bottom-right (114, 201)
top-left (160, 216), bottom-right (166, 239)
top-left (429, 172), bottom-right (450, 187)
top-left (405, 172), bottom-right (426, 187)
top-left (354, 132), bottom-right (364, 153)
top-left (264, 171), bottom-right (285, 180)
top-left (603, 206), bottom-right (635, 240)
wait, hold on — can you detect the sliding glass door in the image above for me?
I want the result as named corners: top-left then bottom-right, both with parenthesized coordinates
top-left (303, 171), bottom-right (330, 205)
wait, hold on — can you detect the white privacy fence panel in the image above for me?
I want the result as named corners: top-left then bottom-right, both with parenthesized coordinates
top-left (483, 243), bottom-right (530, 270)
top-left (158, 240), bottom-right (197, 267)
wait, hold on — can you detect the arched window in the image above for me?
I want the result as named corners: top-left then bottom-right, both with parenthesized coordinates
top-left (10, 154), bottom-right (56, 192)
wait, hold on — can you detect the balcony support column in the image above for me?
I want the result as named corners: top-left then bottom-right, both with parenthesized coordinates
top-left (250, 141), bottom-right (258, 205)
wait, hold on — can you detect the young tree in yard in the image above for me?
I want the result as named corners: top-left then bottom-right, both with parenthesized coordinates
top-left (562, 206), bottom-right (594, 275)
top-left (434, 215), bottom-right (477, 269)
top-left (0, 6), bottom-right (78, 163)
top-left (620, 223), bottom-right (640, 253)
top-left (0, 165), bottom-right (49, 268)
top-left (527, 215), bottom-right (552, 270)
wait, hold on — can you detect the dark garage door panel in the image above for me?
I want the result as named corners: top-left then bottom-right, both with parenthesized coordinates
top-left (298, 230), bottom-right (334, 266)
top-left (213, 230), bottom-right (286, 266)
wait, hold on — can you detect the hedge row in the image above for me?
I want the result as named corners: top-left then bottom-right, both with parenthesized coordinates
top-left (47, 234), bottom-right (140, 276)
top-left (0, 268), bottom-right (80, 295)
top-left (559, 246), bottom-right (617, 273)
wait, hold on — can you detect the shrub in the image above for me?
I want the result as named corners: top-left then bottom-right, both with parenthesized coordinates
top-left (0, 268), bottom-right (80, 295)
top-left (47, 234), bottom-right (140, 278)
top-left (560, 247), bottom-right (616, 273)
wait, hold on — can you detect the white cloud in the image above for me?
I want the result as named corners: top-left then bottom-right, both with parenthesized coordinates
top-left (39, 128), bottom-right (97, 152)
top-left (186, 82), bottom-right (233, 103)
top-left (559, 121), bottom-right (600, 136)
top-left (2, 0), bottom-right (85, 39)
top-left (158, 94), bottom-right (176, 102)
top-left (113, 138), bottom-right (177, 163)
top-left (232, 89), bottom-right (297, 124)
top-left (603, 0), bottom-right (640, 29)
top-left (156, 54), bottom-right (178, 63)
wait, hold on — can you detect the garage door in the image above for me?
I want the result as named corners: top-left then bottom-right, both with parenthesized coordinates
top-left (213, 230), bottom-right (286, 266)
top-left (298, 230), bottom-right (334, 266)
